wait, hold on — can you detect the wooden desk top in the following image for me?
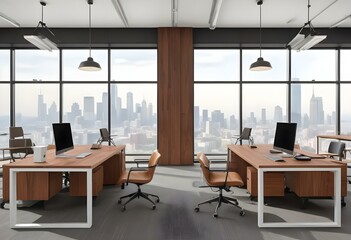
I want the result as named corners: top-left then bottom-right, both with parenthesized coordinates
top-left (317, 135), bottom-right (351, 141)
top-left (3, 145), bottom-right (125, 169)
top-left (228, 144), bottom-right (344, 169)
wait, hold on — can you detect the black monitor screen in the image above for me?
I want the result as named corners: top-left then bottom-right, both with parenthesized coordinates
top-left (52, 123), bottom-right (74, 155)
top-left (273, 122), bottom-right (297, 155)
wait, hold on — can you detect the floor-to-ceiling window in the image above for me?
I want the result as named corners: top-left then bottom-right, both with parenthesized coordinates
top-left (291, 50), bottom-right (337, 152)
top-left (194, 49), bottom-right (240, 154)
top-left (0, 50), bottom-right (10, 147)
top-left (2, 48), bottom-right (157, 159)
top-left (110, 49), bottom-right (157, 155)
top-left (14, 50), bottom-right (60, 145)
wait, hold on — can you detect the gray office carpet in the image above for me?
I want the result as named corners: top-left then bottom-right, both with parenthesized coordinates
top-left (0, 164), bottom-right (351, 240)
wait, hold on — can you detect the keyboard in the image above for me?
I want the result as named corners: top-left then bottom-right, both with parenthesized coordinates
top-left (265, 155), bottom-right (285, 162)
top-left (76, 152), bottom-right (92, 158)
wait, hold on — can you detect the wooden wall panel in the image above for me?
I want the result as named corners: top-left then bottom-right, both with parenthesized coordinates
top-left (158, 28), bottom-right (194, 165)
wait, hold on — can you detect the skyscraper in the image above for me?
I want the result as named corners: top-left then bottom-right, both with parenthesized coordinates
top-left (37, 93), bottom-right (47, 121)
top-left (309, 89), bottom-right (324, 125)
top-left (274, 105), bottom-right (283, 123)
top-left (102, 92), bottom-right (108, 122)
top-left (84, 96), bottom-right (95, 121)
top-left (291, 78), bottom-right (301, 125)
top-left (261, 108), bottom-right (266, 125)
top-left (194, 106), bottom-right (200, 130)
top-left (127, 91), bottom-right (134, 120)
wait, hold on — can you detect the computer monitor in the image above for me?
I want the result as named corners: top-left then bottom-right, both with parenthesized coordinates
top-left (273, 122), bottom-right (297, 155)
top-left (52, 123), bottom-right (74, 155)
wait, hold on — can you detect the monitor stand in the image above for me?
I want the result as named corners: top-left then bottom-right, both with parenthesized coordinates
top-left (56, 153), bottom-right (76, 158)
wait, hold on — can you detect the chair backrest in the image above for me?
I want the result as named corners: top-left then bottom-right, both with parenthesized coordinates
top-left (9, 138), bottom-right (34, 155)
top-left (197, 152), bottom-right (211, 183)
top-left (328, 141), bottom-right (345, 158)
top-left (146, 150), bottom-right (161, 181)
top-left (100, 128), bottom-right (110, 141)
top-left (9, 127), bottom-right (24, 139)
top-left (240, 128), bottom-right (252, 140)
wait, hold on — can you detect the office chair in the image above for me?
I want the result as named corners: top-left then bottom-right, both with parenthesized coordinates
top-left (321, 141), bottom-right (345, 161)
top-left (96, 128), bottom-right (116, 146)
top-left (9, 127), bottom-right (34, 162)
top-left (118, 150), bottom-right (161, 211)
top-left (194, 152), bottom-right (245, 218)
top-left (232, 127), bottom-right (254, 145)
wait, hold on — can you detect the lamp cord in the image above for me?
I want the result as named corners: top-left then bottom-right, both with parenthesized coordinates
top-left (41, 3), bottom-right (44, 23)
top-left (259, 4), bottom-right (262, 58)
top-left (89, 3), bottom-right (92, 58)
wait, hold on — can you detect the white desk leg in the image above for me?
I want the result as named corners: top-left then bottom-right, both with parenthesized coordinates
top-left (334, 168), bottom-right (341, 227)
top-left (87, 169), bottom-right (93, 228)
top-left (258, 168), bottom-right (264, 227)
top-left (9, 169), bottom-right (17, 228)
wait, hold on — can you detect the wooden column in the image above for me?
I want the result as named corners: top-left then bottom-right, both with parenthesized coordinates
top-left (158, 28), bottom-right (194, 165)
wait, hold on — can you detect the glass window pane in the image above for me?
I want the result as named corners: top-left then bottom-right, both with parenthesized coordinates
top-left (194, 84), bottom-right (240, 154)
top-left (242, 50), bottom-right (287, 81)
top-left (242, 84), bottom-right (287, 144)
top-left (291, 50), bottom-right (336, 81)
top-left (15, 50), bottom-right (59, 81)
top-left (110, 83), bottom-right (157, 154)
top-left (194, 50), bottom-right (239, 81)
top-left (62, 50), bottom-right (108, 81)
top-left (15, 84), bottom-right (59, 145)
top-left (341, 50), bottom-right (351, 81)
top-left (111, 49), bottom-right (157, 82)
top-left (292, 84), bottom-right (336, 152)
top-left (0, 84), bottom-right (10, 147)
top-left (341, 84), bottom-right (351, 134)
top-left (63, 84), bottom-right (108, 145)
top-left (0, 50), bottom-right (10, 81)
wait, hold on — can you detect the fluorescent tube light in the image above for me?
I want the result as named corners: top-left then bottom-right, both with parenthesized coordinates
top-left (330, 14), bottom-right (351, 28)
top-left (288, 34), bottom-right (327, 51)
top-left (209, 0), bottom-right (223, 30)
top-left (111, 0), bottom-right (129, 27)
top-left (23, 34), bottom-right (58, 51)
top-left (171, 0), bottom-right (178, 27)
top-left (0, 12), bottom-right (20, 27)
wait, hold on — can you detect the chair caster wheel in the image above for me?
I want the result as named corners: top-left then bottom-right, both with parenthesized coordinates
top-left (213, 213), bottom-right (218, 218)
top-left (152, 205), bottom-right (156, 210)
top-left (240, 210), bottom-right (245, 216)
top-left (121, 206), bottom-right (126, 211)
top-left (194, 207), bottom-right (199, 212)
top-left (118, 199), bottom-right (122, 204)
top-left (156, 198), bottom-right (160, 203)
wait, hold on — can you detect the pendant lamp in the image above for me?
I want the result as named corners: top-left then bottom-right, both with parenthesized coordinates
top-left (250, 0), bottom-right (272, 71)
top-left (79, 0), bottom-right (101, 71)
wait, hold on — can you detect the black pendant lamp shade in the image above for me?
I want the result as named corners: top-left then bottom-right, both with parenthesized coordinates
top-left (250, 0), bottom-right (272, 71)
top-left (79, 0), bottom-right (101, 71)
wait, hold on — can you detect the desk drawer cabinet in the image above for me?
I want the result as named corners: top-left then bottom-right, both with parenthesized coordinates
top-left (247, 166), bottom-right (284, 197)
top-left (70, 165), bottom-right (104, 197)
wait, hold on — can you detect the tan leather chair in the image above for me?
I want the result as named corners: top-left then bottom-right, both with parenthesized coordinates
top-left (118, 150), bottom-right (161, 211)
top-left (194, 152), bottom-right (245, 217)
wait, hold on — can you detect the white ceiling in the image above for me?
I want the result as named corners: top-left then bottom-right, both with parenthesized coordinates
top-left (0, 0), bottom-right (351, 29)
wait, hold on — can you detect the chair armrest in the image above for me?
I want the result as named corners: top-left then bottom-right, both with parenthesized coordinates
top-left (126, 167), bottom-right (149, 184)
top-left (208, 158), bottom-right (227, 171)
top-left (134, 158), bottom-right (149, 167)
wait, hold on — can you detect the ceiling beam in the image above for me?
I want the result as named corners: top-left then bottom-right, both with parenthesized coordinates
top-left (0, 12), bottom-right (20, 27)
top-left (111, 0), bottom-right (129, 27)
top-left (208, 0), bottom-right (223, 30)
top-left (172, 0), bottom-right (178, 27)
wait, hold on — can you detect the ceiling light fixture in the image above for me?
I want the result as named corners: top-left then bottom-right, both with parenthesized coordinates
top-left (111, 0), bottom-right (129, 27)
top-left (23, 1), bottom-right (58, 51)
top-left (209, 0), bottom-right (223, 30)
top-left (79, 0), bottom-right (101, 71)
top-left (249, 0), bottom-right (272, 71)
top-left (330, 14), bottom-right (351, 28)
top-left (0, 12), bottom-right (20, 27)
top-left (172, 0), bottom-right (178, 27)
top-left (287, 0), bottom-right (327, 51)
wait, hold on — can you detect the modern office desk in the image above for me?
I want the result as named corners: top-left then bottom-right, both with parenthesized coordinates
top-left (2, 145), bottom-right (125, 228)
top-left (227, 144), bottom-right (346, 228)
